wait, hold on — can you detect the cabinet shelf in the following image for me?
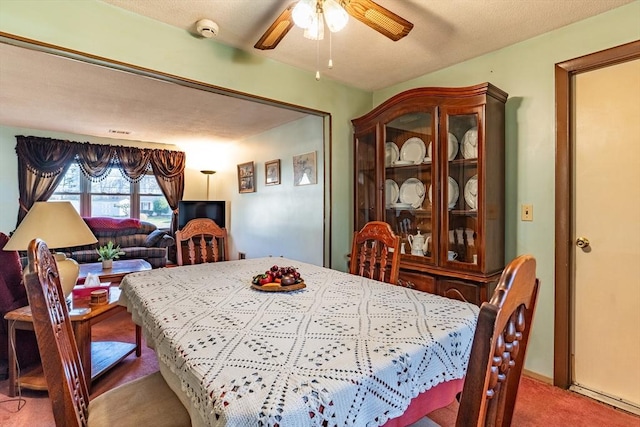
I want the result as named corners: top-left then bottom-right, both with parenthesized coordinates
top-left (450, 209), bottom-right (478, 216)
top-left (353, 83), bottom-right (507, 306)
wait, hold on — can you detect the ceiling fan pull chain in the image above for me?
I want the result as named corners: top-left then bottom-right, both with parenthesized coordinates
top-left (316, 30), bottom-right (321, 80)
top-left (328, 31), bottom-right (334, 69)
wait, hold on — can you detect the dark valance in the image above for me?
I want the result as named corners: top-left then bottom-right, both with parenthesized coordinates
top-left (15, 136), bottom-right (184, 183)
top-left (14, 136), bottom-right (185, 233)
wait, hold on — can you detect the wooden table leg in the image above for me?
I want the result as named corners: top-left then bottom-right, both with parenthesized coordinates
top-left (7, 320), bottom-right (17, 398)
top-left (72, 319), bottom-right (92, 389)
top-left (135, 324), bottom-right (142, 357)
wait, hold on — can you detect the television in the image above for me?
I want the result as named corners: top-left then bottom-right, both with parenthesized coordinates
top-left (178, 200), bottom-right (226, 229)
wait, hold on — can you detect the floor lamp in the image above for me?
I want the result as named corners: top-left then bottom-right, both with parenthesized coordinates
top-left (201, 170), bottom-right (216, 200)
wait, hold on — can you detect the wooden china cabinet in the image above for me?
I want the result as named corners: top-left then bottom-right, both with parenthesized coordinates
top-left (352, 83), bottom-right (508, 306)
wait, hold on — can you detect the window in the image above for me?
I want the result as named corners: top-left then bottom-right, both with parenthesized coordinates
top-left (51, 163), bottom-right (171, 229)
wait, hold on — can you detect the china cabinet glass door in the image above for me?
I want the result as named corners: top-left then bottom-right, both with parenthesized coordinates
top-left (383, 110), bottom-right (435, 263)
top-left (442, 108), bottom-right (482, 270)
top-left (354, 129), bottom-right (379, 231)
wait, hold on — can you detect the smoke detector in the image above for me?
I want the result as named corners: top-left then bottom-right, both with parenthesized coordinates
top-left (196, 19), bottom-right (219, 38)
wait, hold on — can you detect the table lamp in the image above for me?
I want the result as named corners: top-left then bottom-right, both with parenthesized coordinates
top-left (4, 201), bottom-right (97, 298)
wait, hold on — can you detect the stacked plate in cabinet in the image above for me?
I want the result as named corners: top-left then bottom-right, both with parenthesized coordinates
top-left (385, 179), bottom-right (400, 208)
top-left (399, 137), bottom-right (426, 165)
top-left (464, 174), bottom-right (478, 210)
top-left (385, 142), bottom-right (399, 167)
top-left (461, 127), bottom-right (478, 159)
top-left (399, 178), bottom-right (425, 209)
top-left (426, 133), bottom-right (459, 161)
top-left (428, 177), bottom-right (459, 210)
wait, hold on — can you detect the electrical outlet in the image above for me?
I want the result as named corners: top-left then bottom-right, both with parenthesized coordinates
top-left (521, 204), bottom-right (533, 221)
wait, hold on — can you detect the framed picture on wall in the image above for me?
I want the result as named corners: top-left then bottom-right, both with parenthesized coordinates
top-left (265, 159), bottom-right (281, 186)
top-left (293, 151), bottom-right (317, 186)
top-left (237, 161), bottom-right (255, 193)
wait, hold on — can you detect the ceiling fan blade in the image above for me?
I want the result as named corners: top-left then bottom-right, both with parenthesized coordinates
top-left (254, 3), bottom-right (297, 50)
top-left (341, 0), bottom-right (413, 41)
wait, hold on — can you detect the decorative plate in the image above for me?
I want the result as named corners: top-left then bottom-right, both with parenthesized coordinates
top-left (385, 179), bottom-right (399, 206)
top-left (399, 178), bottom-right (426, 209)
top-left (425, 136), bottom-right (458, 161)
top-left (251, 281), bottom-right (306, 292)
top-left (448, 133), bottom-right (459, 161)
top-left (400, 137), bottom-right (426, 164)
top-left (427, 177), bottom-right (459, 209)
top-left (464, 174), bottom-right (478, 210)
top-left (447, 176), bottom-right (460, 209)
top-left (385, 142), bottom-right (399, 167)
top-left (390, 202), bottom-right (412, 209)
top-left (393, 160), bottom-right (415, 166)
top-left (462, 127), bottom-right (478, 159)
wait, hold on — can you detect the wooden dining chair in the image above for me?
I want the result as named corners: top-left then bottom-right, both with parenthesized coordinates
top-left (22, 238), bottom-right (191, 427)
top-left (422, 254), bottom-right (539, 427)
top-left (175, 218), bottom-right (229, 266)
top-left (349, 221), bottom-right (401, 285)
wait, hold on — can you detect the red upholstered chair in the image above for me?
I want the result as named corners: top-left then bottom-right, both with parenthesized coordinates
top-left (0, 232), bottom-right (40, 377)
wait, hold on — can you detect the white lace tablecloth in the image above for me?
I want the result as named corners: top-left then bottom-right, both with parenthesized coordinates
top-left (119, 258), bottom-right (478, 427)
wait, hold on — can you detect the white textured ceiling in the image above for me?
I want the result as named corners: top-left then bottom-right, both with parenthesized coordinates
top-left (0, 0), bottom-right (631, 145)
top-left (0, 42), bottom-right (309, 145)
top-left (101, 0), bottom-right (632, 91)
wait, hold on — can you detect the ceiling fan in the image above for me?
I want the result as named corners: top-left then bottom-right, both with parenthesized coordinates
top-left (254, 0), bottom-right (414, 50)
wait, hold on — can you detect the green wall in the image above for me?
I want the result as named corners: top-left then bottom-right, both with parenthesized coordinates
top-left (374, 2), bottom-right (640, 378)
top-left (0, 0), bottom-right (372, 270)
top-left (2, 0), bottom-right (639, 379)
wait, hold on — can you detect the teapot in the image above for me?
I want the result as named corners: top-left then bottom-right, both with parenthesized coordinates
top-left (408, 231), bottom-right (430, 256)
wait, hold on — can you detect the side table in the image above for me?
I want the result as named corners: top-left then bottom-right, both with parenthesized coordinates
top-left (5, 287), bottom-right (141, 397)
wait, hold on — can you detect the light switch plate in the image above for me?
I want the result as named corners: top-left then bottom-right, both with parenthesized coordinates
top-left (521, 204), bottom-right (533, 221)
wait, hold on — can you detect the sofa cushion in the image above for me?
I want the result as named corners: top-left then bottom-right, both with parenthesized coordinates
top-left (83, 217), bottom-right (158, 238)
top-left (145, 229), bottom-right (167, 247)
top-left (71, 247), bottom-right (168, 268)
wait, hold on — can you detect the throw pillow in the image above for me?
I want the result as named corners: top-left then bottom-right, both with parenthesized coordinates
top-left (145, 229), bottom-right (167, 247)
top-left (0, 232), bottom-right (26, 302)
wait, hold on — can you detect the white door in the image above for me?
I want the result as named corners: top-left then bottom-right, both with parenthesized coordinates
top-left (572, 58), bottom-right (640, 414)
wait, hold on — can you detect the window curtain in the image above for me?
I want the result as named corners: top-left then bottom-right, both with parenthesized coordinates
top-left (150, 149), bottom-right (185, 235)
top-left (15, 136), bottom-right (76, 225)
top-left (15, 136), bottom-right (185, 230)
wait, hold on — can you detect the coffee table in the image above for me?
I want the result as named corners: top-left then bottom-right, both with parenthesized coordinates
top-left (77, 259), bottom-right (152, 285)
top-left (5, 287), bottom-right (141, 397)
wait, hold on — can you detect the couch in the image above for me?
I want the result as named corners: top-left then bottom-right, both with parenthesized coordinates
top-left (65, 217), bottom-right (175, 268)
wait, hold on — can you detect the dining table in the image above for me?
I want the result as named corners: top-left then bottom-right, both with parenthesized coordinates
top-left (118, 257), bottom-right (479, 427)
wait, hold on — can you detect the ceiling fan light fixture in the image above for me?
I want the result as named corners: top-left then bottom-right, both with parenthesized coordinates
top-left (292, 0), bottom-right (315, 29)
top-left (324, 0), bottom-right (349, 32)
top-left (304, 12), bottom-right (325, 40)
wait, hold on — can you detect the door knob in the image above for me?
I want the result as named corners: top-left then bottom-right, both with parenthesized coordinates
top-left (576, 237), bottom-right (590, 248)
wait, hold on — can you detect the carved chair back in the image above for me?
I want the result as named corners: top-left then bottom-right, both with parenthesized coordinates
top-left (23, 239), bottom-right (89, 427)
top-left (349, 221), bottom-right (401, 285)
top-left (175, 218), bottom-right (229, 265)
top-left (456, 254), bottom-right (540, 427)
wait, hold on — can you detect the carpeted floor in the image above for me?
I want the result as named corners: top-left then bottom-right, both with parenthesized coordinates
top-left (1, 311), bottom-right (638, 426)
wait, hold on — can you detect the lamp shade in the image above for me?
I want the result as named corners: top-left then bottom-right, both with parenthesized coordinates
top-left (4, 201), bottom-right (97, 251)
top-left (4, 201), bottom-right (97, 299)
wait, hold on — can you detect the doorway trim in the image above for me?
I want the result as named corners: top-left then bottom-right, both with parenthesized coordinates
top-left (554, 40), bottom-right (640, 388)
